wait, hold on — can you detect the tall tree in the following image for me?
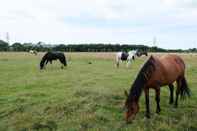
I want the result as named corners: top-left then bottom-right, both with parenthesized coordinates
top-left (0, 40), bottom-right (9, 51)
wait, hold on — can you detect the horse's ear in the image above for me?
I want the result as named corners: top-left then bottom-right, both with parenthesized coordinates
top-left (150, 55), bottom-right (155, 61)
top-left (124, 90), bottom-right (129, 97)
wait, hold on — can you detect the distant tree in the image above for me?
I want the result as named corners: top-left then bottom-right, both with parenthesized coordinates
top-left (34, 42), bottom-right (48, 51)
top-left (0, 40), bottom-right (189, 52)
top-left (189, 48), bottom-right (197, 52)
top-left (53, 44), bottom-right (66, 51)
top-left (12, 42), bottom-right (24, 51)
top-left (0, 40), bottom-right (9, 51)
top-left (23, 43), bottom-right (34, 51)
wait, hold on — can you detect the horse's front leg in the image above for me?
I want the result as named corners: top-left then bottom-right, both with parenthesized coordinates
top-left (144, 88), bottom-right (150, 118)
top-left (155, 87), bottom-right (161, 113)
top-left (45, 60), bottom-right (49, 65)
top-left (116, 59), bottom-right (119, 68)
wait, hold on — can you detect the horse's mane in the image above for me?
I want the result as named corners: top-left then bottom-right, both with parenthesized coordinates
top-left (128, 56), bottom-right (156, 101)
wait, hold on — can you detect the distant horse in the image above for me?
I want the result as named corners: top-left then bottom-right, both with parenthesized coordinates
top-left (29, 50), bottom-right (38, 55)
top-left (40, 52), bottom-right (67, 70)
top-left (116, 50), bottom-right (137, 68)
top-left (124, 54), bottom-right (190, 123)
top-left (136, 50), bottom-right (148, 57)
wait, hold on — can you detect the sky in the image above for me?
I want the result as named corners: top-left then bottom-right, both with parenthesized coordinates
top-left (0, 0), bottom-right (197, 49)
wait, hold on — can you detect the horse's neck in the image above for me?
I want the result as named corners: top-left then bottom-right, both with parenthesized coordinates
top-left (129, 80), bottom-right (145, 102)
top-left (128, 61), bottom-right (154, 101)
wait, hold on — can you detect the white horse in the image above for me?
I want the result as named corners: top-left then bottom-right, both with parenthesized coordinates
top-left (29, 50), bottom-right (38, 55)
top-left (116, 50), bottom-right (137, 68)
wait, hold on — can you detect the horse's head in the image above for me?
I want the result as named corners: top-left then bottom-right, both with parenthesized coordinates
top-left (63, 59), bottom-right (67, 66)
top-left (145, 52), bottom-right (148, 56)
top-left (40, 58), bottom-right (45, 70)
top-left (124, 90), bottom-right (139, 123)
top-left (40, 63), bottom-right (44, 70)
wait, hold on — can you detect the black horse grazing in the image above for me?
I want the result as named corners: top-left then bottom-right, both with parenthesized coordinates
top-left (40, 52), bottom-right (67, 70)
top-left (136, 50), bottom-right (148, 57)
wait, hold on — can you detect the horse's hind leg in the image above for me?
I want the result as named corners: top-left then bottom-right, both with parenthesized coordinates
top-left (175, 79), bottom-right (181, 108)
top-left (168, 84), bottom-right (174, 104)
top-left (116, 58), bottom-right (120, 68)
top-left (116, 61), bottom-right (119, 68)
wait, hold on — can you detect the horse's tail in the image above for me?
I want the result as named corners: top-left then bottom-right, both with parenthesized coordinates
top-left (40, 54), bottom-right (47, 69)
top-left (180, 76), bottom-right (191, 100)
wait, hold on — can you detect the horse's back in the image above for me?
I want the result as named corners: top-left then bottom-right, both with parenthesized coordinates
top-left (160, 54), bottom-right (185, 73)
top-left (47, 51), bottom-right (65, 58)
top-left (116, 52), bottom-right (128, 61)
top-left (121, 52), bottom-right (129, 60)
top-left (149, 54), bottom-right (185, 86)
top-left (159, 54), bottom-right (185, 83)
top-left (116, 52), bottom-right (122, 58)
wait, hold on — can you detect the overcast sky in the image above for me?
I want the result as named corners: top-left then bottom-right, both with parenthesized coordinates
top-left (0, 0), bottom-right (197, 49)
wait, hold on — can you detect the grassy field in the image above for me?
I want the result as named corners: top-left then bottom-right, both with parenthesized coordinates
top-left (0, 52), bottom-right (197, 131)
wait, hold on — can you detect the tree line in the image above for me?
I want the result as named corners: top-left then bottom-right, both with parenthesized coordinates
top-left (0, 40), bottom-right (196, 52)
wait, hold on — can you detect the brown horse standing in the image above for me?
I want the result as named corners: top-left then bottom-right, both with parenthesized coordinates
top-left (124, 54), bottom-right (190, 123)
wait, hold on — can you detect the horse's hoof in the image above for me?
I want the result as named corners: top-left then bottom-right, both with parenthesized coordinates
top-left (174, 104), bottom-right (178, 108)
top-left (145, 114), bottom-right (150, 118)
top-left (156, 107), bottom-right (161, 113)
top-left (156, 110), bottom-right (161, 114)
top-left (126, 120), bottom-right (132, 124)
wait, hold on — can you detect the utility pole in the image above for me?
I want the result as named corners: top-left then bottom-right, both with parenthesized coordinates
top-left (6, 32), bottom-right (10, 45)
top-left (153, 36), bottom-right (156, 47)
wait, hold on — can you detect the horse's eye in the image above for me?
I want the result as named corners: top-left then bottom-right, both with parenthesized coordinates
top-left (124, 107), bottom-right (128, 112)
top-left (129, 105), bottom-right (135, 111)
top-left (123, 105), bottom-right (129, 112)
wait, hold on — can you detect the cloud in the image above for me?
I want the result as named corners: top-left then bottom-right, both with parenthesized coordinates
top-left (162, 0), bottom-right (197, 8)
top-left (0, 0), bottom-right (196, 49)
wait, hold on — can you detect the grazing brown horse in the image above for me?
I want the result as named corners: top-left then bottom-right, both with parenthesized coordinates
top-left (124, 54), bottom-right (190, 123)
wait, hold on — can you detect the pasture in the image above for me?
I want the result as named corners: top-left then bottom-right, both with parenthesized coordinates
top-left (0, 52), bottom-right (196, 131)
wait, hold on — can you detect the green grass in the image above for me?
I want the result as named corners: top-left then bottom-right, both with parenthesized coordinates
top-left (0, 52), bottom-right (197, 131)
